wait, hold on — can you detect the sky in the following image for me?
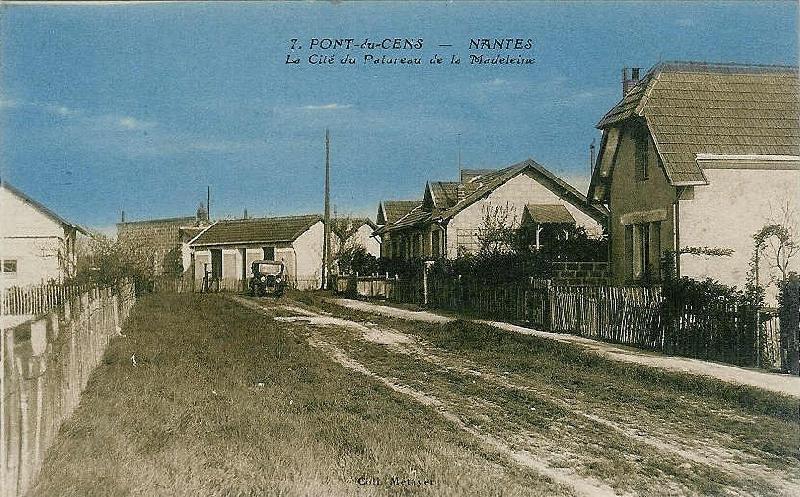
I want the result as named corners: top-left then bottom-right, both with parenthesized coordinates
top-left (0, 1), bottom-right (797, 231)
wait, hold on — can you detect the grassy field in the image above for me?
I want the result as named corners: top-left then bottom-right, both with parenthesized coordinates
top-left (28, 292), bottom-right (800, 497)
top-left (28, 293), bottom-right (566, 497)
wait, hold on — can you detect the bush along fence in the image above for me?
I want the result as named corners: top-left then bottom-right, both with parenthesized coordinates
top-left (335, 271), bottom-right (790, 373)
top-left (0, 281), bottom-right (136, 497)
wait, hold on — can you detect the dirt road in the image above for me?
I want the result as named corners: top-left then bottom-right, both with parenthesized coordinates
top-left (328, 297), bottom-right (800, 398)
top-left (233, 295), bottom-right (800, 497)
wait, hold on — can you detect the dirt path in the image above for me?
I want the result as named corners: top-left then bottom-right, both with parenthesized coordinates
top-left (233, 295), bottom-right (800, 497)
top-left (327, 297), bottom-right (800, 398)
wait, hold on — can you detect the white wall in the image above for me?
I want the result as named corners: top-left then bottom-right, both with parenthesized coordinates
top-left (445, 172), bottom-right (603, 258)
top-left (680, 167), bottom-right (800, 304)
top-left (0, 186), bottom-right (72, 288)
top-left (292, 221), bottom-right (324, 290)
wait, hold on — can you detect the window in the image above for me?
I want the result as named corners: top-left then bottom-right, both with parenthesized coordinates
top-left (431, 230), bottom-right (441, 257)
top-left (262, 246), bottom-right (275, 260)
top-left (627, 221), bottom-right (662, 283)
top-left (633, 127), bottom-right (649, 181)
top-left (3, 260), bottom-right (18, 275)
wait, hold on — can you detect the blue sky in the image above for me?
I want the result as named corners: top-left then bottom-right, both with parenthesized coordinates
top-left (1, 1), bottom-right (797, 230)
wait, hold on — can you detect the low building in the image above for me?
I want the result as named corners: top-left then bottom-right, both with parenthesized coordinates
top-left (188, 214), bottom-right (324, 290)
top-left (0, 181), bottom-right (87, 289)
top-left (588, 61), bottom-right (800, 299)
top-left (376, 160), bottom-right (608, 259)
top-left (116, 205), bottom-right (210, 276)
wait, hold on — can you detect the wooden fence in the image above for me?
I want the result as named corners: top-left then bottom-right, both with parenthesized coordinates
top-left (0, 281), bottom-right (136, 497)
top-left (336, 273), bottom-right (784, 370)
top-left (2, 284), bottom-right (89, 316)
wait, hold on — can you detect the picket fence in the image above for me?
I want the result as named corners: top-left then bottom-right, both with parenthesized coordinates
top-left (337, 273), bottom-right (784, 370)
top-left (2, 284), bottom-right (90, 316)
top-left (0, 281), bottom-right (136, 497)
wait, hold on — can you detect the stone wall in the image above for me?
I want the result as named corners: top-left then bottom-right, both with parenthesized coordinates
top-left (551, 261), bottom-right (610, 286)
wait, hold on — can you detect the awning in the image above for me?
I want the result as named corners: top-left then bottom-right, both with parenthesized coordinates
top-left (523, 204), bottom-right (576, 224)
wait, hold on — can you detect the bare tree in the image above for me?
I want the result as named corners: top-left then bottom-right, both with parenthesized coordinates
top-left (762, 200), bottom-right (800, 283)
top-left (475, 203), bottom-right (517, 255)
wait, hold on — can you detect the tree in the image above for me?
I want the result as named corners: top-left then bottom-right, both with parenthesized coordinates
top-left (475, 203), bottom-right (518, 256)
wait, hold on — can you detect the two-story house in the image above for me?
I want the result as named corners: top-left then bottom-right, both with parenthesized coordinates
top-left (589, 62), bottom-right (799, 298)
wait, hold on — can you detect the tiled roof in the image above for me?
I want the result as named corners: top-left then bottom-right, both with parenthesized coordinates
top-left (377, 160), bottom-right (607, 235)
top-left (189, 215), bottom-right (322, 247)
top-left (597, 61), bottom-right (800, 185)
top-left (374, 204), bottom-right (430, 235)
top-left (436, 159), bottom-right (609, 224)
top-left (460, 168), bottom-right (497, 183)
top-left (523, 204), bottom-right (576, 224)
top-left (117, 215), bottom-right (198, 227)
top-left (428, 181), bottom-right (480, 209)
top-left (380, 200), bottom-right (420, 224)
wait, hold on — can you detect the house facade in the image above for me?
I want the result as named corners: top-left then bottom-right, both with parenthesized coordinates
top-left (0, 182), bottom-right (87, 289)
top-left (589, 62), bottom-right (800, 299)
top-left (188, 215), bottom-right (324, 290)
top-left (376, 160), bottom-right (608, 260)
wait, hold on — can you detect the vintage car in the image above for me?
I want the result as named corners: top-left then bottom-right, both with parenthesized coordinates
top-left (248, 260), bottom-right (286, 297)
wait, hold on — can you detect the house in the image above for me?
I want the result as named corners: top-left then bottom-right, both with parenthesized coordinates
top-left (376, 200), bottom-right (423, 258)
top-left (588, 61), bottom-right (800, 297)
top-left (330, 217), bottom-right (380, 258)
top-left (188, 214), bottom-right (324, 290)
top-left (116, 204), bottom-right (210, 276)
top-left (0, 181), bottom-right (88, 289)
top-left (375, 160), bottom-right (608, 259)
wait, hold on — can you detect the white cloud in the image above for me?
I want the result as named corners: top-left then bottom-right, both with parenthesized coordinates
top-left (675, 18), bottom-right (695, 27)
top-left (0, 98), bottom-right (19, 109)
top-left (116, 116), bottom-right (156, 130)
top-left (302, 103), bottom-right (352, 110)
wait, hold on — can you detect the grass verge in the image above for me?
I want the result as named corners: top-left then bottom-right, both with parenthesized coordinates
top-left (28, 294), bottom-right (569, 497)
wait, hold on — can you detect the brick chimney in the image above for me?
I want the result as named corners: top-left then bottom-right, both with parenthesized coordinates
top-left (457, 183), bottom-right (466, 202)
top-left (622, 67), bottom-right (641, 97)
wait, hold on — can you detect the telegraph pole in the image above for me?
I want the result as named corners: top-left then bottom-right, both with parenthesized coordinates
top-left (321, 129), bottom-right (331, 290)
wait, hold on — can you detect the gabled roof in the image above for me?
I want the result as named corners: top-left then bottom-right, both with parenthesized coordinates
top-left (522, 204), bottom-right (576, 225)
top-left (460, 168), bottom-right (496, 183)
top-left (377, 200), bottom-right (420, 225)
top-left (189, 214), bottom-right (322, 247)
top-left (435, 159), bottom-right (608, 224)
top-left (330, 217), bottom-right (378, 241)
top-left (377, 159), bottom-right (607, 235)
top-left (596, 61), bottom-right (799, 186)
top-left (1, 181), bottom-right (88, 235)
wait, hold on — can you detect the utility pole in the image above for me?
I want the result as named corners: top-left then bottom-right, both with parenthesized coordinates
top-left (207, 185), bottom-right (211, 221)
top-left (321, 129), bottom-right (332, 290)
top-left (457, 132), bottom-right (462, 173)
top-left (589, 138), bottom-right (596, 178)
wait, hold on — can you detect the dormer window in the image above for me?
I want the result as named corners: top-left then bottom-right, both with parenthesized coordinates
top-left (633, 126), bottom-right (649, 181)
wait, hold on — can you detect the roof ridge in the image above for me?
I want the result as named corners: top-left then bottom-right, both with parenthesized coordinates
top-left (216, 213), bottom-right (322, 223)
top-left (655, 60), bottom-right (798, 72)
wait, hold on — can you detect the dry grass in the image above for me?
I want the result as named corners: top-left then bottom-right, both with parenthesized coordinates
top-left (27, 294), bottom-right (566, 497)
